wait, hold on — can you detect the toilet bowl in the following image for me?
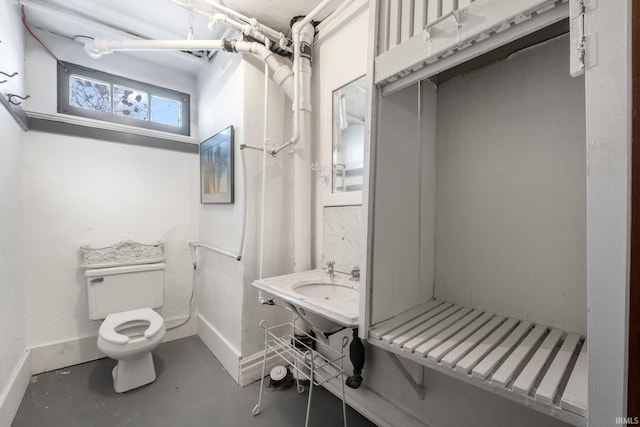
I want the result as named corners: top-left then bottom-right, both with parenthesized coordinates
top-left (97, 307), bottom-right (166, 393)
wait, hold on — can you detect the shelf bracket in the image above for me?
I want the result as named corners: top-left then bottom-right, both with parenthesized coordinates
top-left (387, 352), bottom-right (425, 399)
top-left (423, 7), bottom-right (468, 41)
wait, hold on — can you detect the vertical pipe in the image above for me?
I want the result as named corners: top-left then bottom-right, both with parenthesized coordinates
top-left (292, 22), bottom-right (314, 273)
top-left (258, 57), bottom-right (270, 280)
top-left (238, 148), bottom-right (248, 259)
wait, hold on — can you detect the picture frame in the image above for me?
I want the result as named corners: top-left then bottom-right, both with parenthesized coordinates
top-left (200, 126), bottom-right (234, 204)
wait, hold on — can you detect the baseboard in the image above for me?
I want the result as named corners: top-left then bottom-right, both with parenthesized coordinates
top-left (197, 314), bottom-right (241, 384)
top-left (239, 347), bottom-right (292, 387)
top-left (0, 350), bottom-right (32, 427)
top-left (30, 314), bottom-right (197, 375)
top-left (317, 365), bottom-right (429, 427)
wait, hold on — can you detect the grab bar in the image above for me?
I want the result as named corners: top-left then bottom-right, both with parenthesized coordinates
top-left (188, 241), bottom-right (241, 261)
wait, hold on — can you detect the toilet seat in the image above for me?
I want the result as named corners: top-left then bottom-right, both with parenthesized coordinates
top-left (100, 308), bottom-right (164, 345)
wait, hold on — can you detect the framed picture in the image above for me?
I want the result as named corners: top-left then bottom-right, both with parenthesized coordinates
top-left (200, 126), bottom-right (234, 204)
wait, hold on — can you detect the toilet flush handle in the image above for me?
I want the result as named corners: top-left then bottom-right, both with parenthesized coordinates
top-left (90, 277), bottom-right (104, 283)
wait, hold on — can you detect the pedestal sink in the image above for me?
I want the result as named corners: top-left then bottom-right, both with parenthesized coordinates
top-left (252, 268), bottom-right (365, 388)
top-left (251, 269), bottom-right (359, 333)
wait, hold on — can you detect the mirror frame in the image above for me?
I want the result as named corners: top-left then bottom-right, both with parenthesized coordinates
top-left (322, 73), bottom-right (367, 207)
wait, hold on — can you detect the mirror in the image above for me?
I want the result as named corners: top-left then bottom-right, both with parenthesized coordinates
top-left (332, 76), bottom-right (366, 194)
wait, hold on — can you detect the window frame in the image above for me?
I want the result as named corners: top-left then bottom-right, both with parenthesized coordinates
top-left (57, 62), bottom-right (190, 136)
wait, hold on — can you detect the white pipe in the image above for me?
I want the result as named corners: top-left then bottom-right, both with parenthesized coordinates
top-left (208, 13), bottom-right (244, 34)
top-left (84, 38), bottom-right (295, 101)
top-left (169, 0), bottom-right (291, 52)
top-left (270, 30), bottom-right (301, 155)
top-left (289, 23), bottom-right (315, 273)
top-left (168, 0), bottom-right (212, 20)
top-left (258, 55), bottom-right (269, 281)
top-left (199, 0), bottom-right (286, 45)
top-left (238, 147), bottom-right (248, 260)
top-left (207, 12), bottom-right (278, 49)
top-left (299, 0), bottom-right (335, 28)
top-left (270, 21), bottom-right (316, 155)
top-left (257, 49), bottom-right (271, 304)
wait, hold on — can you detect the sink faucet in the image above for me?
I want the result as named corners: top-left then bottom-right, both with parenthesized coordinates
top-left (326, 260), bottom-right (335, 278)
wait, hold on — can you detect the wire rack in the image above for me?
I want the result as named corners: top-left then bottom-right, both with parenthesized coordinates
top-left (252, 320), bottom-right (349, 427)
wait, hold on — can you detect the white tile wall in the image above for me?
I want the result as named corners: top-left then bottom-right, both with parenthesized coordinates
top-left (322, 206), bottom-right (362, 274)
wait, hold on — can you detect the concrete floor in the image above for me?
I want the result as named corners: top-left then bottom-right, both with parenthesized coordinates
top-left (12, 336), bottom-right (376, 427)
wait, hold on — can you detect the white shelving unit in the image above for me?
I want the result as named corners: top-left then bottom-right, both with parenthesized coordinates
top-left (252, 320), bottom-right (349, 427)
top-left (358, 0), bottom-right (612, 424)
top-left (368, 299), bottom-right (587, 426)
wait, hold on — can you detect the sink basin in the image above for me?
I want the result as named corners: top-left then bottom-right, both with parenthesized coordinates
top-left (293, 282), bottom-right (358, 300)
top-left (251, 269), bottom-right (359, 333)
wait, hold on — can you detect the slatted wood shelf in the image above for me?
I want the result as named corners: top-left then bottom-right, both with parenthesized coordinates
top-left (368, 299), bottom-right (587, 426)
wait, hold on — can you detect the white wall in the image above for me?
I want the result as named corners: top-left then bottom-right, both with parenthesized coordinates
top-left (434, 35), bottom-right (587, 335)
top-left (22, 131), bottom-right (199, 346)
top-left (322, 206), bottom-right (362, 274)
top-left (196, 52), bottom-right (293, 379)
top-left (0, 107), bottom-right (27, 427)
top-left (371, 83), bottom-right (429, 324)
top-left (196, 53), bottom-right (245, 365)
top-left (0, 2), bottom-right (27, 424)
top-left (22, 31), bottom-right (200, 350)
top-left (0, 87), bottom-right (26, 427)
top-left (240, 57), bottom-right (294, 357)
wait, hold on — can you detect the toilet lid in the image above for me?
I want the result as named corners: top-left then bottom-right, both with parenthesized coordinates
top-left (99, 308), bottom-right (164, 344)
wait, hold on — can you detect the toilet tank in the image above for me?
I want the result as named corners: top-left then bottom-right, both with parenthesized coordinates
top-left (85, 263), bottom-right (165, 320)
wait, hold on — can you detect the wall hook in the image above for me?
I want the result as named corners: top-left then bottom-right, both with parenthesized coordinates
top-left (7, 93), bottom-right (30, 105)
top-left (0, 71), bottom-right (18, 84)
top-left (0, 71), bottom-right (18, 78)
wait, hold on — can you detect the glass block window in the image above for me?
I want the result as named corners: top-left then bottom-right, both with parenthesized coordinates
top-left (151, 96), bottom-right (182, 127)
top-left (58, 63), bottom-right (190, 136)
top-left (114, 85), bottom-right (149, 121)
top-left (69, 75), bottom-right (111, 113)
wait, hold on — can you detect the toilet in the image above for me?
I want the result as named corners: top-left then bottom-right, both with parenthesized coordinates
top-left (85, 262), bottom-right (167, 393)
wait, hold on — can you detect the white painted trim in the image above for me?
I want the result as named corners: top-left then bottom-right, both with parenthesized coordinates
top-left (24, 111), bottom-right (199, 145)
top-left (31, 335), bottom-right (103, 375)
top-left (585, 0), bottom-right (632, 423)
top-left (315, 0), bottom-right (369, 45)
top-left (0, 350), bottom-right (32, 427)
top-left (359, 0), bottom-right (381, 338)
top-left (238, 346), bottom-right (291, 387)
top-left (30, 314), bottom-right (197, 375)
top-left (316, 365), bottom-right (428, 427)
top-left (378, 2), bottom-right (569, 94)
top-left (197, 314), bottom-right (241, 384)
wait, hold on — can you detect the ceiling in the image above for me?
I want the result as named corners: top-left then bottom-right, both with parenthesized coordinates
top-left (19, 0), bottom-right (339, 74)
